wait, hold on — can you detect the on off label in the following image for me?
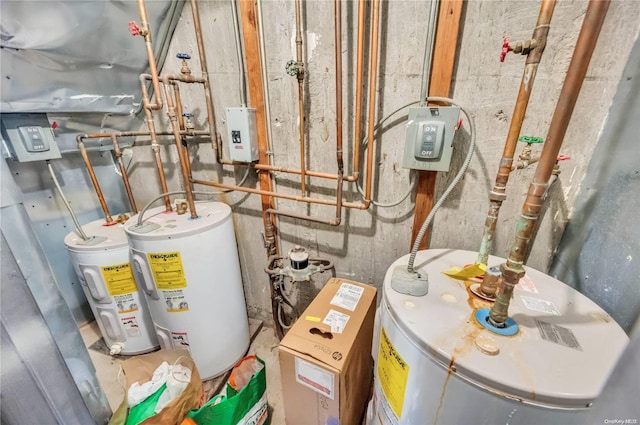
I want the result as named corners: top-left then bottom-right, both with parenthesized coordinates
top-left (147, 251), bottom-right (187, 290)
top-left (377, 327), bottom-right (409, 420)
top-left (101, 263), bottom-right (137, 296)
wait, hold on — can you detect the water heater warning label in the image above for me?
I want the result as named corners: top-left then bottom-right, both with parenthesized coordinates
top-left (378, 327), bottom-right (409, 420)
top-left (148, 252), bottom-right (187, 290)
top-left (163, 290), bottom-right (189, 313)
top-left (101, 263), bottom-right (137, 296)
top-left (535, 319), bottom-right (582, 351)
top-left (171, 331), bottom-right (190, 350)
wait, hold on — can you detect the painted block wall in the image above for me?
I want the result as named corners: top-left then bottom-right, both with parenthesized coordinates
top-left (126, 0), bottom-right (640, 324)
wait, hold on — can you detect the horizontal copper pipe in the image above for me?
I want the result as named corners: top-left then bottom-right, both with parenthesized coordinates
top-left (192, 178), bottom-right (367, 210)
top-left (267, 208), bottom-right (339, 227)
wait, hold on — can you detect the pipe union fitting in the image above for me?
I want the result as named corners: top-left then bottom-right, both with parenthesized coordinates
top-left (500, 263), bottom-right (525, 284)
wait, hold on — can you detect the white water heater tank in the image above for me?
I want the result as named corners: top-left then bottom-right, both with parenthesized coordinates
top-left (124, 201), bottom-right (249, 379)
top-left (368, 249), bottom-right (629, 425)
top-left (65, 220), bottom-right (159, 355)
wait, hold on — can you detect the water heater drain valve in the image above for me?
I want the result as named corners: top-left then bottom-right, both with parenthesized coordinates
top-left (264, 246), bottom-right (333, 282)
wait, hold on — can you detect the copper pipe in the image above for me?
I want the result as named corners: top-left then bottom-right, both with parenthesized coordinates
top-left (477, 0), bottom-right (556, 265)
top-left (80, 130), bottom-right (209, 141)
top-left (363, 0), bottom-right (381, 204)
top-left (189, 0), bottom-right (221, 160)
top-left (163, 84), bottom-right (198, 218)
top-left (111, 135), bottom-right (138, 214)
top-left (139, 74), bottom-right (172, 211)
top-left (267, 208), bottom-right (339, 227)
top-left (76, 137), bottom-right (114, 224)
top-left (334, 0), bottom-right (344, 225)
top-left (172, 83), bottom-right (186, 131)
top-left (297, 82), bottom-right (307, 195)
top-left (352, 0), bottom-right (366, 178)
top-left (489, 0), bottom-right (610, 326)
top-left (192, 178), bottom-right (367, 210)
top-left (254, 164), bottom-right (339, 180)
top-left (294, 0), bottom-right (307, 195)
top-left (136, 0), bottom-right (163, 110)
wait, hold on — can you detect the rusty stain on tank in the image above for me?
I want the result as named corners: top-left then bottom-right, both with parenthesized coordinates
top-left (434, 356), bottom-right (456, 424)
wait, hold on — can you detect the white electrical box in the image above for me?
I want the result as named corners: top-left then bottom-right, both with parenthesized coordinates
top-left (402, 106), bottom-right (460, 172)
top-left (226, 107), bottom-right (258, 162)
top-left (1, 113), bottom-right (62, 162)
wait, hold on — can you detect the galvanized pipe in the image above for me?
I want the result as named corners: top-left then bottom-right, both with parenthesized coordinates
top-left (419, 0), bottom-right (440, 106)
top-left (76, 136), bottom-right (114, 224)
top-left (489, 0), bottom-right (611, 326)
top-left (477, 0), bottom-right (557, 266)
top-left (111, 135), bottom-right (138, 214)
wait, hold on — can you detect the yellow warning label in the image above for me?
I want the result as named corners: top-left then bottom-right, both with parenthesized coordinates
top-left (377, 327), bottom-right (409, 419)
top-left (147, 251), bottom-right (187, 290)
top-left (101, 263), bottom-right (137, 296)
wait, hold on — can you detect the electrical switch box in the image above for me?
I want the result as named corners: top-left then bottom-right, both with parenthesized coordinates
top-left (1, 113), bottom-right (61, 162)
top-left (402, 106), bottom-right (460, 172)
top-left (226, 107), bottom-right (258, 162)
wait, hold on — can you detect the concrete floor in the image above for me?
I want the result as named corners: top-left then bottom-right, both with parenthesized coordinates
top-left (80, 321), bottom-right (285, 423)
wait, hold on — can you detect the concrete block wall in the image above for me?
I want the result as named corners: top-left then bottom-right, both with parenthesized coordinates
top-left (127, 0), bottom-right (640, 324)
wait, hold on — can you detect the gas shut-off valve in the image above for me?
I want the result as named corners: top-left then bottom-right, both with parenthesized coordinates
top-left (264, 246), bottom-right (333, 282)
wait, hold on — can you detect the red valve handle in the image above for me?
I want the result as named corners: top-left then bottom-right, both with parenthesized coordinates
top-left (128, 21), bottom-right (141, 36)
top-left (557, 155), bottom-right (571, 161)
top-left (500, 37), bottom-right (511, 62)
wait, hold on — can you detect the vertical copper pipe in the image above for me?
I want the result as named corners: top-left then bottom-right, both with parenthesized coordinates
top-left (364, 0), bottom-right (380, 202)
top-left (334, 0), bottom-right (344, 224)
top-left (163, 84), bottom-right (198, 218)
top-left (477, 0), bottom-right (556, 265)
top-left (295, 0), bottom-right (307, 195)
top-left (189, 0), bottom-right (221, 160)
top-left (111, 135), bottom-right (138, 214)
top-left (139, 75), bottom-right (172, 212)
top-left (137, 0), bottom-right (163, 110)
top-left (172, 83), bottom-right (186, 131)
top-left (76, 137), bottom-right (114, 224)
top-left (352, 0), bottom-right (366, 178)
top-left (490, 0), bottom-right (611, 326)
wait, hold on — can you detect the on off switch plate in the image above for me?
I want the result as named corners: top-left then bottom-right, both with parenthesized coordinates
top-left (1, 113), bottom-right (61, 162)
top-left (414, 121), bottom-right (445, 159)
top-left (402, 106), bottom-right (460, 172)
top-left (226, 107), bottom-right (258, 163)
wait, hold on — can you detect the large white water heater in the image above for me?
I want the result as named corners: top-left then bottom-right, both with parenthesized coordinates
top-left (368, 249), bottom-right (629, 425)
top-left (124, 201), bottom-right (250, 379)
top-left (65, 220), bottom-right (159, 355)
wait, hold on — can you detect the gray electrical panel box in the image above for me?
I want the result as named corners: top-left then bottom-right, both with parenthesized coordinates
top-left (226, 107), bottom-right (258, 163)
top-left (1, 113), bottom-right (61, 162)
top-left (402, 106), bottom-right (460, 171)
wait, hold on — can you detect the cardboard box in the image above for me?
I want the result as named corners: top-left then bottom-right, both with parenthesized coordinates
top-left (279, 278), bottom-right (377, 425)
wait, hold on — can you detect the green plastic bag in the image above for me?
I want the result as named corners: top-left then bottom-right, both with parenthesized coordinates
top-left (125, 384), bottom-right (167, 425)
top-left (186, 356), bottom-right (269, 425)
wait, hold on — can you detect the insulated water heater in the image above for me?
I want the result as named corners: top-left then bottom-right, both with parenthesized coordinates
top-left (65, 220), bottom-right (159, 355)
top-left (124, 201), bottom-right (250, 379)
top-left (368, 249), bottom-right (629, 425)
